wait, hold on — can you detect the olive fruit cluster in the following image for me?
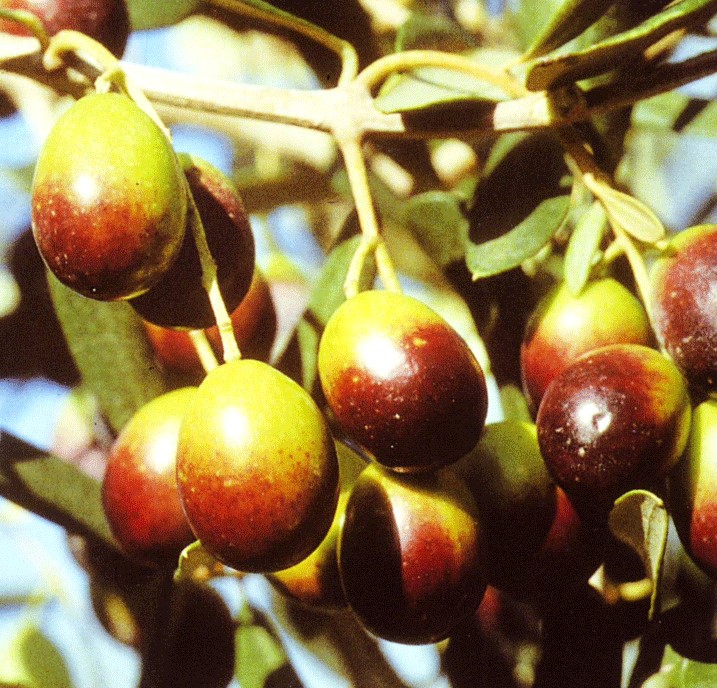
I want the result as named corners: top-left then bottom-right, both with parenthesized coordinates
top-left (32, 92), bottom-right (257, 335)
top-left (103, 359), bottom-right (341, 574)
top-left (267, 288), bottom-right (488, 643)
top-left (518, 233), bottom-right (717, 584)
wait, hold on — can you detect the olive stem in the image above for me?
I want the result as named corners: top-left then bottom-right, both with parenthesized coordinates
top-left (0, 9), bottom-right (49, 49)
top-left (355, 48), bottom-right (522, 97)
top-left (339, 136), bottom-right (401, 296)
top-left (203, 0), bottom-right (359, 85)
top-left (558, 128), bottom-right (654, 320)
top-left (188, 330), bottom-right (220, 374)
top-left (184, 180), bottom-right (241, 363)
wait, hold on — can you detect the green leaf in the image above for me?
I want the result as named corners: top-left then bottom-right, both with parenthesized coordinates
top-left (525, 0), bottom-right (717, 90)
top-left (306, 234), bottom-right (376, 328)
top-left (584, 174), bottom-right (665, 243)
top-left (125, 0), bottom-right (200, 29)
top-left (499, 384), bottom-right (533, 423)
top-left (47, 274), bottom-right (167, 434)
top-left (402, 191), bottom-right (469, 268)
top-left (513, 0), bottom-right (565, 53)
top-left (235, 609), bottom-right (288, 688)
top-left (608, 489), bottom-right (669, 619)
top-left (631, 92), bottom-right (692, 131)
top-left (564, 200), bottom-right (607, 295)
top-left (482, 132), bottom-right (532, 178)
top-left (396, 12), bottom-right (478, 52)
top-left (0, 434), bottom-right (117, 549)
top-left (374, 63), bottom-right (510, 115)
top-left (466, 195), bottom-right (570, 280)
top-left (0, 622), bottom-right (73, 688)
top-left (174, 541), bottom-right (225, 584)
top-left (522, 0), bottom-right (616, 60)
top-left (295, 318), bottom-right (320, 393)
top-left (292, 234), bottom-right (376, 392)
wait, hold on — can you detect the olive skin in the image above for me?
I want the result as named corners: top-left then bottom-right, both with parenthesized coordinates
top-left (521, 278), bottom-right (652, 411)
top-left (269, 489), bottom-right (349, 610)
top-left (131, 154), bottom-right (255, 330)
top-left (338, 463), bottom-right (485, 644)
top-left (102, 387), bottom-right (196, 564)
top-left (537, 344), bottom-right (691, 519)
top-left (0, 0), bottom-right (130, 57)
top-left (318, 289), bottom-right (488, 472)
top-left (454, 420), bottom-right (600, 599)
top-left (32, 93), bottom-right (187, 301)
top-left (268, 441), bottom-right (366, 610)
top-left (143, 269), bottom-right (276, 377)
top-left (650, 224), bottom-right (717, 392)
top-left (176, 359), bottom-right (339, 573)
top-left (670, 400), bottom-right (717, 579)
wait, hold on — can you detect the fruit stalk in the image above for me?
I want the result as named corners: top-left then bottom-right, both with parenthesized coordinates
top-left (183, 183), bottom-right (241, 362)
top-left (339, 136), bottom-right (401, 296)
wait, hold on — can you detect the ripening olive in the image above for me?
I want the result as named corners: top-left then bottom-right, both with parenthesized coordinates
top-left (32, 93), bottom-right (187, 301)
top-left (318, 289), bottom-right (488, 472)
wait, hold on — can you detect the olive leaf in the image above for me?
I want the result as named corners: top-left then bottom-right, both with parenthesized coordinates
top-left (47, 273), bottom-right (168, 434)
top-left (0, 434), bottom-right (118, 549)
top-left (174, 541), bottom-right (227, 584)
top-left (402, 191), bottom-right (469, 268)
top-left (564, 200), bottom-right (608, 296)
top-left (306, 234), bottom-right (377, 328)
top-left (235, 604), bottom-right (289, 688)
top-left (522, 0), bottom-right (616, 61)
top-left (0, 622), bottom-right (73, 688)
top-left (125, 0), bottom-right (200, 29)
top-left (608, 489), bottom-right (669, 619)
top-left (374, 65), bottom-right (510, 115)
top-left (396, 11), bottom-right (478, 53)
top-left (584, 174), bottom-right (665, 243)
top-left (466, 195), bottom-right (570, 280)
top-left (525, 0), bottom-right (717, 90)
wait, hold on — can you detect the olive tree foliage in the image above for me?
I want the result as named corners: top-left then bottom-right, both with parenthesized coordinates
top-left (1, 0), bottom-right (717, 686)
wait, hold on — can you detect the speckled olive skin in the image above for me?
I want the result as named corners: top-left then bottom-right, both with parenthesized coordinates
top-left (318, 290), bottom-right (488, 472)
top-left (670, 400), bottom-right (717, 579)
top-left (0, 0), bottom-right (130, 57)
top-left (131, 154), bottom-right (255, 330)
top-left (521, 278), bottom-right (652, 411)
top-left (537, 344), bottom-right (691, 518)
top-left (144, 269), bottom-right (277, 377)
top-left (338, 463), bottom-right (485, 644)
top-left (176, 359), bottom-right (339, 573)
top-left (32, 93), bottom-right (187, 301)
top-left (650, 224), bottom-right (717, 392)
top-left (102, 388), bottom-right (196, 564)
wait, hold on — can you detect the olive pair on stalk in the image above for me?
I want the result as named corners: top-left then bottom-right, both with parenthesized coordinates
top-left (32, 92), bottom-right (255, 331)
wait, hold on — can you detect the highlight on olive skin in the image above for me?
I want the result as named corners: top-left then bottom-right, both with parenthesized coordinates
top-left (650, 224), bottom-right (717, 392)
top-left (102, 387), bottom-right (197, 565)
top-left (318, 289), bottom-right (488, 473)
